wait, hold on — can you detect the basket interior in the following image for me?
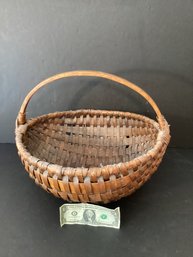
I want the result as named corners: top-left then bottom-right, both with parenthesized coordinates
top-left (23, 111), bottom-right (159, 168)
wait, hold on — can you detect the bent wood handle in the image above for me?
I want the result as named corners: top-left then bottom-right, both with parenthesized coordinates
top-left (17, 70), bottom-right (165, 129)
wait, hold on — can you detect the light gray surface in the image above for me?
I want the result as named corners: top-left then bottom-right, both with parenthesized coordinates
top-left (1, 0), bottom-right (193, 146)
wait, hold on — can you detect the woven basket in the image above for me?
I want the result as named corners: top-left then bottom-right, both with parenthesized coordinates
top-left (15, 71), bottom-right (170, 203)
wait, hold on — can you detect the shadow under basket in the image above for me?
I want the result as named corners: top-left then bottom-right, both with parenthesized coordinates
top-left (15, 71), bottom-right (170, 203)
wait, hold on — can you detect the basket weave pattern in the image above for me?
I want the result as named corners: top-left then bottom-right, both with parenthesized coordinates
top-left (15, 71), bottom-right (170, 203)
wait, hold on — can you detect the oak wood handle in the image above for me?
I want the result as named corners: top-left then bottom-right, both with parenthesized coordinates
top-left (17, 70), bottom-right (165, 129)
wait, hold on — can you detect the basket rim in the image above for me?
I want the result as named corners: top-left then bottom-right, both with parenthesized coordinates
top-left (15, 109), bottom-right (170, 179)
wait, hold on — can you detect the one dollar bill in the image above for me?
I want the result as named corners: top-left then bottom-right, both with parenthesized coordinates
top-left (60, 203), bottom-right (120, 229)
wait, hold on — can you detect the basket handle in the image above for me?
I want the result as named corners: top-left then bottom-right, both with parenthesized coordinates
top-left (17, 70), bottom-right (165, 129)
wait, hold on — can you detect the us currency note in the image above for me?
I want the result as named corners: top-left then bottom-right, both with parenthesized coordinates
top-left (60, 203), bottom-right (120, 229)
